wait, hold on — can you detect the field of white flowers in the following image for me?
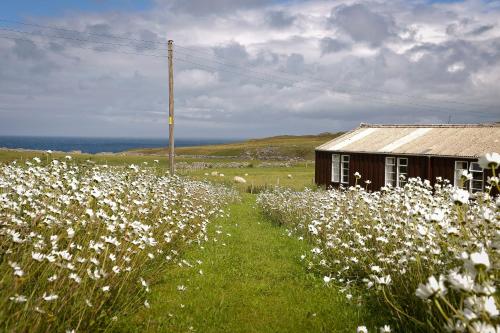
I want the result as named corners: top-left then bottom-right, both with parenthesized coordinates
top-left (0, 157), bottom-right (237, 332)
top-left (257, 159), bottom-right (500, 332)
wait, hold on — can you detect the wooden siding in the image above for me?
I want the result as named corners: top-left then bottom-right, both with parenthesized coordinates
top-left (314, 151), bottom-right (332, 188)
top-left (315, 151), bottom-right (497, 194)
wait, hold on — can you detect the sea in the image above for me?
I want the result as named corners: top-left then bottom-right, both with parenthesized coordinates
top-left (0, 136), bottom-right (238, 154)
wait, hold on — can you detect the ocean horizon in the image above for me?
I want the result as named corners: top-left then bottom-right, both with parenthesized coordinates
top-left (0, 136), bottom-right (241, 154)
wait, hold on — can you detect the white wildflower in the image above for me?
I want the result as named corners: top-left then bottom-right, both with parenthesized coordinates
top-left (42, 293), bottom-right (59, 302)
top-left (470, 250), bottom-right (490, 270)
top-left (415, 275), bottom-right (447, 300)
top-left (9, 294), bottom-right (27, 303)
top-left (478, 152), bottom-right (500, 169)
top-left (32, 252), bottom-right (45, 262)
top-left (452, 189), bottom-right (470, 205)
top-left (357, 326), bottom-right (368, 333)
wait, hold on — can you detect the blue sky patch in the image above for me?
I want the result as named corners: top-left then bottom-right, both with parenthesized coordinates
top-left (0, 0), bottom-right (153, 21)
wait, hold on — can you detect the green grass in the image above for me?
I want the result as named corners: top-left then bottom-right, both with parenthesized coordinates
top-left (0, 150), bottom-right (317, 192)
top-left (128, 133), bottom-right (342, 160)
top-left (179, 162), bottom-right (316, 191)
top-left (0, 149), bottom-right (170, 166)
top-left (116, 195), bottom-right (379, 332)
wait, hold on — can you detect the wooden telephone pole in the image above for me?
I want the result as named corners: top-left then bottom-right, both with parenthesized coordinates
top-left (168, 40), bottom-right (175, 175)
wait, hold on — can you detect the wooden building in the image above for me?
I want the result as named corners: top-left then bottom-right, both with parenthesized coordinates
top-left (315, 123), bottom-right (500, 192)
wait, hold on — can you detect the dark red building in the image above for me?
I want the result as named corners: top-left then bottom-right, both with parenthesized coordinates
top-left (315, 123), bottom-right (500, 193)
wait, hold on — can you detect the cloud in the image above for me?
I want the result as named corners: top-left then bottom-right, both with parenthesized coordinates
top-left (165, 0), bottom-right (268, 15)
top-left (265, 10), bottom-right (296, 29)
top-left (468, 24), bottom-right (495, 36)
top-left (213, 42), bottom-right (249, 64)
top-left (328, 3), bottom-right (397, 46)
top-left (0, 0), bottom-right (499, 139)
top-left (12, 39), bottom-right (45, 60)
top-left (319, 37), bottom-right (351, 54)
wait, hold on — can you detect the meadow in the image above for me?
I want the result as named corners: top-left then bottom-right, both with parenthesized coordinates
top-left (1, 140), bottom-right (498, 332)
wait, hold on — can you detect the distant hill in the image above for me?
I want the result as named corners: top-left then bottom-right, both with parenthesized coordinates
top-left (126, 132), bottom-right (343, 160)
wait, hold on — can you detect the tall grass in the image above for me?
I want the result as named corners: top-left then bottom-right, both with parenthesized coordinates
top-left (0, 157), bottom-right (238, 332)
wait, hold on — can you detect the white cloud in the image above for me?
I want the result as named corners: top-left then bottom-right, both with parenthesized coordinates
top-left (0, 0), bottom-right (498, 138)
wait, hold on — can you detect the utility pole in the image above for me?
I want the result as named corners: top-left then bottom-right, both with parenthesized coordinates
top-left (168, 40), bottom-right (175, 175)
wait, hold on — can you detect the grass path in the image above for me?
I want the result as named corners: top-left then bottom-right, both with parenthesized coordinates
top-left (121, 194), bottom-right (376, 332)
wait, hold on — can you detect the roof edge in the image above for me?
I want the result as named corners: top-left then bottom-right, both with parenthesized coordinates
top-left (314, 149), bottom-right (481, 159)
top-left (315, 125), bottom-right (363, 150)
top-left (359, 122), bottom-right (500, 128)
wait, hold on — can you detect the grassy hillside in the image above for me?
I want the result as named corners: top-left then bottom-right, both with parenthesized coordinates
top-left (127, 132), bottom-right (342, 160)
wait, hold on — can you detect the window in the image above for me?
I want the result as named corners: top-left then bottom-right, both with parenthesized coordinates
top-left (454, 161), bottom-right (468, 189)
top-left (469, 162), bottom-right (484, 193)
top-left (331, 154), bottom-right (340, 182)
top-left (385, 157), bottom-right (396, 187)
top-left (385, 157), bottom-right (407, 187)
top-left (341, 155), bottom-right (350, 184)
top-left (398, 158), bottom-right (408, 187)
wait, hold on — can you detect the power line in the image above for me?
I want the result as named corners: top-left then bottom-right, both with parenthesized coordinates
top-left (0, 18), bottom-right (170, 46)
top-left (0, 18), bottom-right (497, 111)
top-left (174, 50), bottom-right (494, 116)
top-left (0, 32), bottom-right (497, 119)
top-left (173, 56), bottom-right (495, 118)
top-left (0, 34), bottom-right (168, 58)
top-left (175, 48), bottom-right (495, 111)
top-left (0, 26), bottom-right (164, 53)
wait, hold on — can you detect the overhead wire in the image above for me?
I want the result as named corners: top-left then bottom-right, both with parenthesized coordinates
top-left (0, 35), bottom-right (168, 58)
top-left (0, 32), bottom-right (495, 118)
top-left (173, 49), bottom-right (496, 115)
top-left (0, 26), bottom-right (164, 53)
top-left (0, 33), bottom-right (441, 115)
top-left (0, 18), bottom-right (170, 46)
top-left (173, 56), bottom-right (495, 118)
top-left (0, 22), bottom-right (497, 120)
top-left (175, 47), bottom-right (495, 110)
top-left (0, 18), bottom-right (495, 110)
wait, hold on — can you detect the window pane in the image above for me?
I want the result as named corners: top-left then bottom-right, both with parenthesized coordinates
top-left (341, 155), bottom-right (349, 184)
top-left (385, 157), bottom-right (397, 186)
top-left (398, 158), bottom-right (408, 166)
top-left (471, 180), bottom-right (483, 192)
top-left (455, 161), bottom-right (468, 170)
top-left (454, 161), bottom-right (468, 188)
top-left (470, 162), bottom-right (482, 172)
top-left (332, 154), bottom-right (340, 182)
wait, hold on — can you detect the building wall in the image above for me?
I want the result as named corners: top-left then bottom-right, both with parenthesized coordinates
top-left (315, 151), bottom-right (497, 193)
top-left (314, 150), bottom-right (331, 186)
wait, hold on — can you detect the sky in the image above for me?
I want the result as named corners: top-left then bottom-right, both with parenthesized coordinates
top-left (0, 0), bottom-right (499, 138)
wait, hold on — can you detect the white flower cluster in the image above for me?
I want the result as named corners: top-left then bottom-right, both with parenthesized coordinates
top-left (257, 177), bottom-right (499, 331)
top-left (0, 158), bottom-right (237, 332)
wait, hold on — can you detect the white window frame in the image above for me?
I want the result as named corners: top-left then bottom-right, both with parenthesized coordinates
top-left (469, 162), bottom-right (484, 193)
top-left (331, 154), bottom-right (340, 183)
top-left (385, 157), bottom-right (396, 187)
top-left (341, 155), bottom-right (350, 184)
top-left (397, 157), bottom-right (408, 187)
top-left (454, 161), bottom-right (468, 189)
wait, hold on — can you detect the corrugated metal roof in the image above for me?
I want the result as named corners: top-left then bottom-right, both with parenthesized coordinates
top-left (316, 123), bottom-right (500, 158)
